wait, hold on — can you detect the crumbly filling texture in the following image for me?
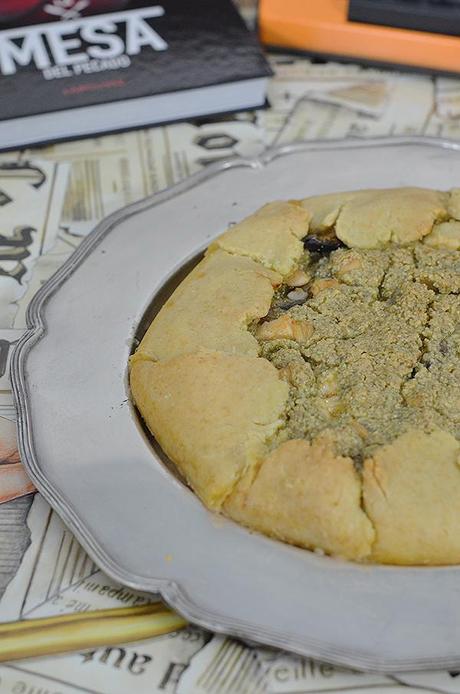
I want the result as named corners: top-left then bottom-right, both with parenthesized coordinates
top-left (255, 243), bottom-right (460, 465)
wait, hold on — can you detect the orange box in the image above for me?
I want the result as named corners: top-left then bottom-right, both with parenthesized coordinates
top-left (259, 0), bottom-right (460, 74)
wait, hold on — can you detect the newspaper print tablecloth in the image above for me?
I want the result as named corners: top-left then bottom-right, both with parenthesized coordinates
top-left (2, 38), bottom-right (460, 694)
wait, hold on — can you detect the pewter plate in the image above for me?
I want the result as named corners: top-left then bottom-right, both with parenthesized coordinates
top-left (11, 138), bottom-right (460, 673)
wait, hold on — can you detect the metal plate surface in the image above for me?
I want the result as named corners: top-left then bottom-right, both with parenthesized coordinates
top-left (11, 138), bottom-right (460, 672)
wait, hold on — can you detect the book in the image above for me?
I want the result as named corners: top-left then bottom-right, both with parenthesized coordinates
top-left (259, 0), bottom-right (460, 76)
top-left (0, 0), bottom-right (271, 151)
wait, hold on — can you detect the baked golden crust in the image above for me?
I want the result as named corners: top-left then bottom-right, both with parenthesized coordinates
top-left (130, 186), bottom-right (460, 564)
top-left (224, 439), bottom-right (374, 561)
top-left (134, 250), bottom-right (281, 361)
top-left (209, 201), bottom-right (310, 276)
top-left (303, 188), bottom-right (448, 248)
top-left (448, 188), bottom-right (460, 220)
top-left (363, 429), bottom-right (460, 565)
top-left (424, 221), bottom-right (460, 250)
top-left (130, 351), bottom-right (288, 510)
top-left (301, 191), bottom-right (365, 233)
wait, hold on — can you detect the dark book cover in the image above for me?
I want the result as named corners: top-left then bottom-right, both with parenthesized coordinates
top-left (0, 0), bottom-right (271, 122)
top-left (349, 0), bottom-right (460, 38)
